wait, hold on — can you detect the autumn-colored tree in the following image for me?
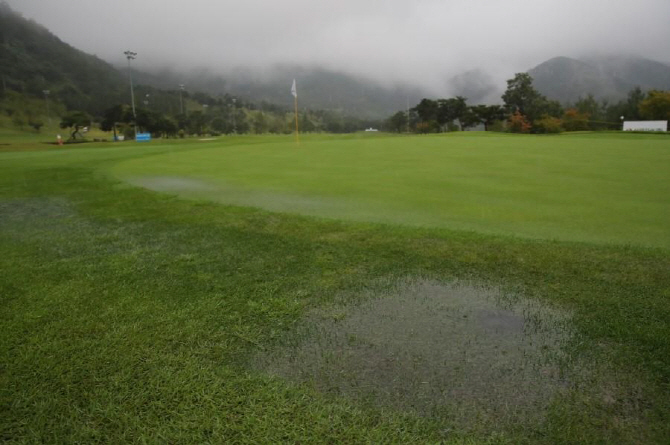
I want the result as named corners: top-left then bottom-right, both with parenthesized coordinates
top-left (415, 121), bottom-right (434, 134)
top-left (507, 111), bottom-right (531, 133)
top-left (533, 116), bottom-right (563, 134)
top-left (638, 90), bottom-right (670, 121)
top-left (562, 108), bottom-right (590, 131)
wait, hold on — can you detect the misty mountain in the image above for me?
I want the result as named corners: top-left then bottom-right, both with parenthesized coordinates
top-left (446, 69), bottom-right (500, 105)
top-left (528, 55), bottom-right (670, 104)
top-left (0, 1), bottom-right (421, 120)
top-left (0, 2), bottom-right (126, 114)
top-left (129, 65), bottom-right (429, 119)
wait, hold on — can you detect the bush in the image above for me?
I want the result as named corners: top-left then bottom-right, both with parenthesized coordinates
top-left (489, 120), bottom-right (506, 132)
top-left (178, 129), bottom-right (185, 139)
top-left (507, 112), bottom-right (531, 133)
top-left (563, 109), bottom-right (590, 131)
top-left (533, 116), bottom-right (563, 134)
top-left (29, 119), bottom-right (44, 132)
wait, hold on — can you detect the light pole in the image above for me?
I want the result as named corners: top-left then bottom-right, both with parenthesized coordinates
top-left (124, 50), bottom-right (137, 138)
top-left (232, 98), bottom-right (237, 134)
top-left (620, 115), bottom-right (625, 131)
top-left (179, 84), bottom-right (185, 115)
top-left (42, 90), bottom-right (51, 125)
top-left (406, 96), bottom-right (410, 134)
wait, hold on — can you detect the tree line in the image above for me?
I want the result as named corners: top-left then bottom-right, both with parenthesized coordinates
top-left (385, 73), bottom-right (670, 134)
top-left (52, 89), bottom-right (383, 141)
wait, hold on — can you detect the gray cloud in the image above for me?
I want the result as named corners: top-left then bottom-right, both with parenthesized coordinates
top-left (7, 0), bottom-right (670, 94)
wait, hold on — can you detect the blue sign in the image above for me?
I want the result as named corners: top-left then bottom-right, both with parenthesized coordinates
top-left (136, 133), bottom-right (151, 142)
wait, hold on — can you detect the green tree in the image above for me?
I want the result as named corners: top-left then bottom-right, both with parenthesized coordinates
top-left (502, 73), bottom-right (541, 118)
top-left (638, 90), bottom-right (670, 121)
top-left (472, 105), bottom-right (505, 131)
top-left (59, 111), bottom-right (91, 140)
top-left (625, 87), bottom-right (646, 120)
top-left (437, 96), bottom-right (468, 130)
top-left (386, 111), bottom-right (407, 133)
top-left (574, 94), bottom-right (602, 120)
top-left (502, 73), bottom-right (561, 123)
top-left (252, 111), bottom-right (268, 134)
top-left (100, 104), bottom-right (131, 140)
top-left (460, 107), bottom-right (480, 130)
top-left (413, 98), bottom-right (439, 131)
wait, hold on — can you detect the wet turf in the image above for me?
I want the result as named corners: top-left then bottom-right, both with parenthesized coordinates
top-left (2, 132), bottom-right (670, 443)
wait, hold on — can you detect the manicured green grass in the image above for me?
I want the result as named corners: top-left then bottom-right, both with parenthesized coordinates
top-left (1, 132), bottom-right (670, 443)
top-left (112, 132), bottom-right (670, 248)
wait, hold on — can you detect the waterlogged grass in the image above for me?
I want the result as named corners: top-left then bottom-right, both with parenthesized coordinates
top-left (112, 132), bottom-right (670, 248)
top-left (1, 133), bottom-right (670, 443)
top-left (255, 279), bottom-right (581, 434)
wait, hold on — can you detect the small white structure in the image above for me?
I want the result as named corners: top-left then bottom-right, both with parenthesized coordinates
top-left (623, 121), bottom-right (667, 132)
top-left (365, 128), bottom-right (379, 132)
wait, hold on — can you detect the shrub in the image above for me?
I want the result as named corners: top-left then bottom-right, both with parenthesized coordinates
top-left (507, 112), bottom-right (531, 133)
top-left (533, 116), bottom-right (563, 134)
top-left (563, 109), bottom-right (590, 131)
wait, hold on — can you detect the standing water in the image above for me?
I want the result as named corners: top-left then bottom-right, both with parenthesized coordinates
top-left (255, 279), bottom-right (579, 432)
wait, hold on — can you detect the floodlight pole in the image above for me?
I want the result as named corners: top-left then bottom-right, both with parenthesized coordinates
top-left (179, 84), bottom-right (185, 115)
top-left (124, 50), bottom-right (138, 139)
top-left (43, 90), bottom-right (51, 124)
top-left (406, 96), bottom-right (410, 134)
top-left (232, 98), bottom-right (237, 134)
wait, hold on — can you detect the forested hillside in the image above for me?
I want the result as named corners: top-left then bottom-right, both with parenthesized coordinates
top-left (0, 2), bottom-right (126, 114)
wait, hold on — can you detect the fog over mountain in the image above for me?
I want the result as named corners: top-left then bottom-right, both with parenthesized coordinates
top-left (528, 56), bottom-right (670, 104)
top-left (6, 0), bottom-right (670, 98)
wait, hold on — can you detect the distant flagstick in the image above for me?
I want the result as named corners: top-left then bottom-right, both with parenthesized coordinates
top-left (291, 79), bottom-right (300, 145)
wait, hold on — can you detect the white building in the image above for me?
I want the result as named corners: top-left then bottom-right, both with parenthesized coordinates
top-left (623, 121), bottom-right (667, 132)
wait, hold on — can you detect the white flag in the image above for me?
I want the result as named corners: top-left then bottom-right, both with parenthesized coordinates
top-left (291, 79), bottom-right (297, 98)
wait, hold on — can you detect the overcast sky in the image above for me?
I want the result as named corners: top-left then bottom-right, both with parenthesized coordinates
top-left (6, 0), bottom-right (670, 92)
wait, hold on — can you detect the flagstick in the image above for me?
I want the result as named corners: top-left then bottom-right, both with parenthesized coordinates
top-left (294, 95), bottom-right (300, 145)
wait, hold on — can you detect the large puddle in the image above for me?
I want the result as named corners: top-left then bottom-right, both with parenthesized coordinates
top-left (255, 279), bottom-right (579, 431)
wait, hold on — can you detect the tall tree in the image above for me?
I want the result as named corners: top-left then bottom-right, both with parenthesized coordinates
top-left (503, 73), bottom-right (563, 124)
top-left (502, 73), bottom-right (541, 118)
top-left (625, 87), bottom-right (646, 120)
top-left (437, 96), bottom-right (468, 129)
top-left (413, 99), bottom-right (439, 125)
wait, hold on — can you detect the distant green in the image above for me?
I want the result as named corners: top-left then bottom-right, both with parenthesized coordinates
top-left (113, 132), bottom-right (670, 248)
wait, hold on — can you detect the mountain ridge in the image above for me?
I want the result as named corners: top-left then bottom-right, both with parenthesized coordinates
top-left (528, 55), bottom-right (670, 104)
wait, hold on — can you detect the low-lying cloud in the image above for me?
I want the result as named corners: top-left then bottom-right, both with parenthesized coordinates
top-left (7, 0), bottom-right (670, 94)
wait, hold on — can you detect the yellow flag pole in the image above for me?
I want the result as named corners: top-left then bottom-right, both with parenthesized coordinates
top-left (294, 95), bottom-right (300, 145)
